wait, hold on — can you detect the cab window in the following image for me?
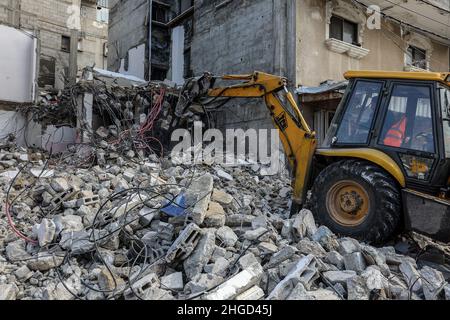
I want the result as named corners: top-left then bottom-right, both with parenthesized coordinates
top-left (335, 81), bottom-right (382, 144)
top-left (380, 84), bottom-right (434, 153)
top-left (439, 85), bottom-right (450, 158)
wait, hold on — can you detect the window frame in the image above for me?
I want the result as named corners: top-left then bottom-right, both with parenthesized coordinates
top-left (438, 84), bottom-right (450, 159)
top-left (407, 45), bottom-right (427, 70)
top-left (329, 15), bottom-right (359, 46)
top-left (61, 35), bottom-right (71, 53)
top-left (333, 79), bottom-right (385, 147)
top-left (376, 81), bottom-right (438, 157)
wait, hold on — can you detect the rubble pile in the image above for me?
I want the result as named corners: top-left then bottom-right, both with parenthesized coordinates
top-left (0, 141), bottom-right (450, 301)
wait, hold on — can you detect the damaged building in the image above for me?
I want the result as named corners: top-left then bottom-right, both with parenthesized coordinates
top-left (109, 0), bottom-right (450, 143)
top-left (108, 0), bottom-right (193, 83)
top-left (0, 0), bottom-right (109, 90)
top-left (0, 0), bottom-right (110, 146)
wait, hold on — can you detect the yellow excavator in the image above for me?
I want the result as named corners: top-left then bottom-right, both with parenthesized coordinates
top-left (175, 71), bottom-right (450, 245)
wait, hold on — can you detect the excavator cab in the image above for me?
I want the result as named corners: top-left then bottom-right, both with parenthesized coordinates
top-left (312, 71), bottom-right (450, 244)
top-left (177, 70), bottom-right (450, 245)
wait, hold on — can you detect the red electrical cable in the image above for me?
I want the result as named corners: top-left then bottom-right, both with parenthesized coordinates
top-left (5, 202), bottom-right (38, 244)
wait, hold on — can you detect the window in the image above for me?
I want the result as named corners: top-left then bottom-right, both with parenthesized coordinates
top-left (330, 15), bottom-right (358, 45)
top-left (151, 66), bottom-right (167, 81)
top-left (184, 48), bottom-right (192, 78)
top-left (152, 3), bottom-right (168, 23)
top-left (407, 46), bottom-right (427, 70)
top-left (61, 35), bottom-right (71, 53)
top-left (97, 0), bottom-right (108, 7)
top-left (335, 81), bottom-right (382, 144)
top-left (380, 84), bottom-right (434, 153)
top-left (38, 57), bottom-right (56, 88)
top-left (439, 86), bottom-right (450, 158)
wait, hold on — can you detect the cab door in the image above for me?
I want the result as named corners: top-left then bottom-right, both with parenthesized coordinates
top-left (375, 81), bottom-right (438, 191)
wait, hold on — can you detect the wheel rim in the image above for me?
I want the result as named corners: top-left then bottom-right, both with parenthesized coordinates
top-left (326, 180), bottom-right (370, 227)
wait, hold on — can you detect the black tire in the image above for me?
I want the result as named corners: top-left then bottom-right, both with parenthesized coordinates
top-left (308, 159), bottom-right (402, 244)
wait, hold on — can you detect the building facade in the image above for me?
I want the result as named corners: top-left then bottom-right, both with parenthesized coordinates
top-left (0, 0), bottom-right (109, 90)
top-left (108, 0), bottom-right (450, 142)
top-left (108, 0), bottom-right (193, 82)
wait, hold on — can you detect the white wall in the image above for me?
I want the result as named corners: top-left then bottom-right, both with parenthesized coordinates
top-left (118, 43), bottom-right (146, 80)
top-left (171, 25), bottom-right (185, 85)
top-left (0, 25), bottom-right (37, 103)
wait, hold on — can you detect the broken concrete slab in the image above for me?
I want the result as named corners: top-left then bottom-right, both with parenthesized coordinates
top-left (166, 223), bottom-right (202, 263)
top-left (268, 255), bottom-right (317, 300)
top-left (6, 240), bottom-right (31, 262)
top-left (297, 239), bottom-right (327, 258)
top-left (215, 169), bottom-right (233, 181)
top-left (235, 286), bottom-right (265, 300)
top-left (238, 252), bottom-right (260, 270)
top-left (338, 238), bottom-right (361, 255)
top-left (323, 270), bottom-right (357, 286)
top-left (343, 252), bottom-right (367, 273)
top-left (183, 229), bottom-right (216, 280)
top-left (185, 274), bottom-right (224, 295)
top-left (27, 252), bottom-right (64, 271)
top-left (203, 263), bottom-right (264, 300)
top-left (50, 177), bottom-right (70, 192)
top-left (420, 266), bottom-right (446, 300)
top-left (36, 218), bottom-right (56, 247)
top-left (347, 276), bottom-right (370, 300)
top-left (212, 189), bottom-right (233, 206)
top-left (203, 202), bottom-right (226, 228)
top-left (265, 245), bottom-right (297, 270)
top-left (161, 272), bottom-right (184, 291)
top-left (216, 226), bottom-right (238, 248)
top-left (361, 266), bottom-right (389, 291)
top-left (399, 261), bottom-right (422, 293)
top-left (0, 283), bottom-right (19, 300)
top-left (185, 174), bottom-right (214, 225)
top-left (124, 273), bottom-right (160, 300)
top-left (292, 209), bottom-right (317, 239)
top-left (325, 251), bottom-right (345, 270)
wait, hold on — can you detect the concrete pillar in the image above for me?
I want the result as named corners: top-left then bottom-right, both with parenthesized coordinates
top-left (147, 0), bottom-right (153, 80)
top-left (286, 0), bottom-right (297, 86)
top-left (68, 29), bottom-right (79, 86)
top-left (9, 0), bottom-right (21, 27)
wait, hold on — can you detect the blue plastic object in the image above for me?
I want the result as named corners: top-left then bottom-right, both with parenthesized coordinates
top-left (161, 194), bottom-right (187, 217)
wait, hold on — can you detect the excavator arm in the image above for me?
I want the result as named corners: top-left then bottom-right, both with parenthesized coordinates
top-left (176, 71), bottom-right (317, 208)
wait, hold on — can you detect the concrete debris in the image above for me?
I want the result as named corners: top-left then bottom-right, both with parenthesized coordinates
top-left (165, 223), bottom-right (202, 263)
top-left (361, 266), bottom-right (389, 291)
top-left (161, 272), bottom-right (184, 291)
top-left (0, 283), bottom-right (19, 300)
top-left (183, 229), bottom-right (216, 280)
top-left (343, 252), bottom-right (367, 273)
top-left (185, 174), bottom-right (214, 225)
top-left (347, 276), bottom-right (370, 300)
top-left (236, 286), bottom-right (265, 300)
top-left (212, 189), bottom-right (233, 205)
top-left (27, 252), bottom-right (64, 272)
top-left (322, 270), bottom-right (357, 286)
top-left (203, 263), bottom-right (264, 300)
top-left (0, 142), bottom-right (448, 301)
top-left (420, 266), bottom-right (446, 300)
top-left (216, 226), bottom-right (238, 248)
top-left (35, 218), bottom-right (56, 247)
top-left (399, 261), bottom-right (422, 293)
top-left (268, 255), bottom-right (318, 300)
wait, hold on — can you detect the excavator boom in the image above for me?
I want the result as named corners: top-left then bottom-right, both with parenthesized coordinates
top-left (176, 71), bottom-right (317, 207)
